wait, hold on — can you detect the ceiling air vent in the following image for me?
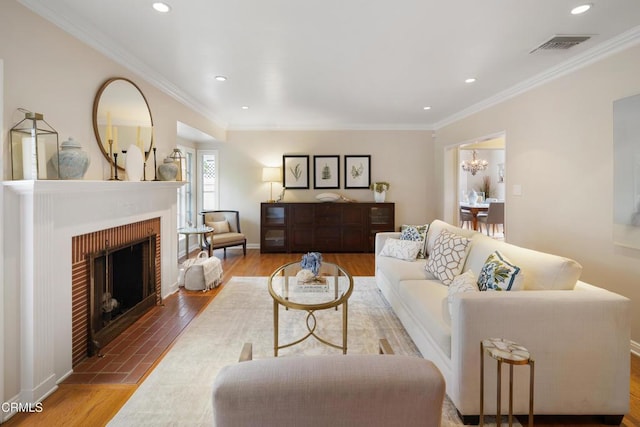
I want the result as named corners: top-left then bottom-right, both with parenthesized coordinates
top-left (530, 35), bottom-right (591, 53)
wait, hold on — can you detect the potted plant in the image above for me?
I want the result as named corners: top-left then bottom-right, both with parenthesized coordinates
top-left (370, 182), bottom-right (390, 202)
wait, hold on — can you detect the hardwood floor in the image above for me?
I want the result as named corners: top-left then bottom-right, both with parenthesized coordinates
top-left (3, 249), bottom-right (636, 426)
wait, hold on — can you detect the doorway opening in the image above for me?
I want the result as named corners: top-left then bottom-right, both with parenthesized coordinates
top-left (445, 133), bottom-right (506, 239)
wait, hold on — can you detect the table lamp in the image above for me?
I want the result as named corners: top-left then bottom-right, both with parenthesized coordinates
top-left (262, 167), bottom-right (282, 203)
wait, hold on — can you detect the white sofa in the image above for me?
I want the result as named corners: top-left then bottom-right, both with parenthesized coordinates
top-left (375, 219), bottom-right (630, 424)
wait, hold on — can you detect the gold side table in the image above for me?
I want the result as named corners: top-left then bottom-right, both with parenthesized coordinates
top-left (480, 338), bottom-right (534, 427)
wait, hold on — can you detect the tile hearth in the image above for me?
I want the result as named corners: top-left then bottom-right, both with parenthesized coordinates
top-left (64, 290), bottom-right (214, 385)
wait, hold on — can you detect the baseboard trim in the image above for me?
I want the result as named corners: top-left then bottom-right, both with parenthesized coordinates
top-left (631, 340), bottom-right (640, 357)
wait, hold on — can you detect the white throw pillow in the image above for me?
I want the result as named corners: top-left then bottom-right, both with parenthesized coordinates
top-left (379, 238), bottom-right (423, 261)
top-left (447, 270), bottom-right (479, 314)
top-left (425, 230), bottom-right (471, 285)
top-left (206, 220), bottom-right (230, 234)
top-left (477, 251), bottom-right (524, 291)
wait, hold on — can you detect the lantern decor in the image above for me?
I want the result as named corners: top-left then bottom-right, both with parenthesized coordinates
top-left (169, 148), bottom-right (185, 181)
top-left (10, 110), bottom-right (60, 180)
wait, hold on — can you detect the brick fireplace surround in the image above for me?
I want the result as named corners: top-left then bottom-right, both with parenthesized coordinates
top-left (71, 218), bottom-right (162, 367)
top-left (2, 180), bottom-right (183, 418)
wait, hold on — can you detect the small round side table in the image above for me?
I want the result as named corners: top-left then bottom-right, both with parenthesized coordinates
top-left (480, 338), bottom-right (534, 427)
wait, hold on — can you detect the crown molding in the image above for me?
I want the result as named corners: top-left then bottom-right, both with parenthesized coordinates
top-left (18, 0), bottom-right (228, 131)
top-left (226, 122), bottom-right (435, 132)
top-left (18, 1), bottom-right (640, 133)
top-left (433, 25), bottom-right (640, 130)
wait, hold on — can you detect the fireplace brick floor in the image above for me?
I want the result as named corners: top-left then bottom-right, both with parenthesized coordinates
top-left (63, 289), bottom-right (214, 385)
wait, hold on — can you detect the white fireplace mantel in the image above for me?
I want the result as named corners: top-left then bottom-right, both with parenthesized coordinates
top-left (2, 180), bottom-right (183, 417)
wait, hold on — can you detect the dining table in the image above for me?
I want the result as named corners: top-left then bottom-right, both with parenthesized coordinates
top-left (460, 202), bottom-right (490, 231)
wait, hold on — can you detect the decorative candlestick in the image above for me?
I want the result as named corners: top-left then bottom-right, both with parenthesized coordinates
top-left (108, 139), bottom-right (116, 180)
top-left (113, 153), bottom-right (121, 180)
top-left (152, 147), bottom-right (159, 181)
top-left (143, 151), bottom-right (149, 181)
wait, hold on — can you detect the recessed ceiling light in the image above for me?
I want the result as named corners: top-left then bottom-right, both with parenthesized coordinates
top-left (214, 75), bottom-right (227, 82)
top-left (241, 106), bottom-right (249, 110)
top-left (571, 4), bottom-right (592, 14)
top-left (465, 78), bottom-right (477, 84)
top-left (423, 106), bottom-right (432, 110)
top-left (152, 2), bottom-right (171, 13)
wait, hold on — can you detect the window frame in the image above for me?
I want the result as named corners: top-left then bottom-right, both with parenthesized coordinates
top-left (197, 149), bottom-right (219, 221)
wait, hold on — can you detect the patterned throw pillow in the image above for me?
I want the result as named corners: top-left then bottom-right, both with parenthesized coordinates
top-left (425, 230), bottom-right (471, 285)
top-left (379, 238), bottom-right (423, 261)
top-left (447, 270), bottom-right (479, 314)
top-left (477, 251), bottom-right (524, 291)
top-left (400, 224), bottom-right (429, 258)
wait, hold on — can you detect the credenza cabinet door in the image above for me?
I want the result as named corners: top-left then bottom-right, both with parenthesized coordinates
top-left (261, 204), bottom-right (287, 252)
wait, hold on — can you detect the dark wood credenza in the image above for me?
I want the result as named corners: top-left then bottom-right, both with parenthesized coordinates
top-left (260, 202), bottom-right (395, 253)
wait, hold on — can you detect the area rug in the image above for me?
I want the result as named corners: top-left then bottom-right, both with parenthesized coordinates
top-left (109, 276), bottom-right (516, 426)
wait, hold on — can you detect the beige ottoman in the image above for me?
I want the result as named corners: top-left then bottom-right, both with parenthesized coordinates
top-left (184, 254), bottom-right (222, 291)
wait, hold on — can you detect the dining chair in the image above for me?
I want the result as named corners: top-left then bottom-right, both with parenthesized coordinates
top-left (477, 202), bottom-right (504, 236)
top-left (460, 207), bottom-right (473, 229)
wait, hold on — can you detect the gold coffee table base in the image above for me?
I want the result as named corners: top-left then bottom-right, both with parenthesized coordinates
top-left (273, 303), bottom-right (348, 355)
top-left (480, 338), bottom-right (534, 427)
top-left (268, 261), bottom-right (353, 357)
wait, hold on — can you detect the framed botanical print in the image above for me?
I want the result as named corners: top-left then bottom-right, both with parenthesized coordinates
top-left (344, 155), bottom-right (371, 189)
top-left (283, 155), bottom-right (310, 189)
top-left (313, 155), bottom-right (340, 189)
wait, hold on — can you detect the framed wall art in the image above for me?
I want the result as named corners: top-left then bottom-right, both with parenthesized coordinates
top-left (344, 155), bottom-right (371, 189)
top-left (283, 155), bottom-right (309, 189)
top-left (313, 155), bottom-right (340, 189)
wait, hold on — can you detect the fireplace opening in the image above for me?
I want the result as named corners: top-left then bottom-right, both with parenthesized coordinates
top-left (89, 234), bottom-right (157, 356)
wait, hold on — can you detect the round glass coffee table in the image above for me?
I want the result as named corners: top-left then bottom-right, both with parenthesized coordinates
top-left (268, 261), bottom-right (353, 356)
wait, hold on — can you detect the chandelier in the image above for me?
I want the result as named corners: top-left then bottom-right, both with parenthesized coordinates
top-left (461, 150), bottom-right (488, 176)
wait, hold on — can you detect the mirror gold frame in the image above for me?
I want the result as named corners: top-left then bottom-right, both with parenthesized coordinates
top-left (92, 77), bottom-right (154, 170)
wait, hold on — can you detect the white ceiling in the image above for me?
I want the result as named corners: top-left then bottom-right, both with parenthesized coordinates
top-left (19, 0), bottom-right (640, 131)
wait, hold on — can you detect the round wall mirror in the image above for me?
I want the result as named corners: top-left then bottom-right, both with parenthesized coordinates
top-left (92, 77), bottom-right (154, 170)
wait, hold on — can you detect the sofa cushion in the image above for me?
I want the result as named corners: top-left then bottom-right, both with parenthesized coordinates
top-left (397, 280), bottom-right (451, 358)
top-left (447, 270), bottom-right (479, 315)
top-left (400, 224), bottom-right (429, 258)
top-left (477, 251), bottom-right (524, 291)
top-left (425, 230), bottom-right (471, 285)
top-left (464, 233), bottom-right (582, 290)
top-left (212, 232), bottom-right (246, 245)
top-left (379, 238), bottom-right (423, 261)
top-left (376, 256), bottom-right (432, 293)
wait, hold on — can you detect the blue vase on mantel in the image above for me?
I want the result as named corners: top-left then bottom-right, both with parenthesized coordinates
top-left (50, 137), bottom-right (90, 179)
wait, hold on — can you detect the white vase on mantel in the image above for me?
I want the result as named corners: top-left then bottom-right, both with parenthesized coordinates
top-left (374, 190), bottom-right (386, 203)
top-left (125, 144), bottom-right (144, 181)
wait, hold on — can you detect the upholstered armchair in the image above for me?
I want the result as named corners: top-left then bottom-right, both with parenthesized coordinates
top-left (200, 210), bottom-right (247, 258)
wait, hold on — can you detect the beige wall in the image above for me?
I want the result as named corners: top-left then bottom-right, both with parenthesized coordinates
top-left (435, 43), bottom-right (640, 342)
top-left (210, 130), bottom-right (436, 245)
top-left (1, 0), bottom-right (225, 181)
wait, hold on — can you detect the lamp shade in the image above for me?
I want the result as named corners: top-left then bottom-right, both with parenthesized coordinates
top-left (262, 167), bottom-right (282, 183)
